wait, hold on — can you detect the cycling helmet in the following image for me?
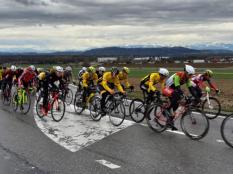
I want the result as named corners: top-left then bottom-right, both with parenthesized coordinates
top-left (158, 68), bottom-right (169, 77)
top-left (122, 67), bottom-right (130, 74)
top-left (205, 69), bottom-right (213, 77)
top-left (184, 65), bottom-right (195, 75)
top-left (11, 65), bottom-right (17, 72)
top-left (111, 67), bottom-right (119, 76)
top-left (29, 65), bottom-right (36, 71)
top-left (87, 66), bottom-right (96, 73)
top-left (98, 66), bottom-right (106, 72)
top-left (55, 66), bottom-right (64, 72)
top-left (82, 67), bottom-right (87, 71)
top-left (65, 66), bottom-right (72, 71)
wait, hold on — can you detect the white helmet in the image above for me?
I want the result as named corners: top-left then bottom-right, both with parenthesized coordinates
top-left (65, 66), bottom-right (72, 71)
top-left (98, 66), bottom-right (106, 72)
top-left (11, 65), bottom-right (17, 71)
top-left (29, 65), bottom-right (35, 71)
top-left (82, 67), bottom-right (87, 71)
top-left (55, 66), bottom-right (64, 72)
top-left (158, 68), bottom-right (169, 77)
top-left (185, 65), bottom-right (195, 75)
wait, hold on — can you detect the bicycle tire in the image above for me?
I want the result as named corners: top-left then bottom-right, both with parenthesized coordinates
top-left (65, 88), bottom-right (73, 105)
top-left (109, 101), bottom-right (126, 126)
top-left (202, 97), bottom-right (221, 119)
top-left (129, 98), bottom-right (146, 123)
top-left (35, 94), bottom-right (45, 118)
top-left (51, 98), bottom-right (65, 122)
top-left (221, 114), bottom-right (233, 148)
top-left (20, 92), bottom-right (31, 115)
top-left (89, 96), bottom-right (102, 121)
top-left (180, 108), bottom-right (209, 140)
top-left (74, 92), bottom-right (85, 114)
top-left (12, 91), bottom-right (18, 112)
top-left (146, 104), bottom-right (167, 133)
top-left (2, 85), bottom-right (11, 105)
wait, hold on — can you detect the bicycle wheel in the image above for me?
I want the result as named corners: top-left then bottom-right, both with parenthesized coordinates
top-left (65, 88), bottom-right (73, 105)
top-left (146, 104), bottom-right (167, 133)
top-left (180, 108), bottom-right (209, 140)
top-left (129, 98), bottom-right (145, 123)
top-left (51, 98), bottom-right (65, 122)
top-left (3, 86), bottom-right (11, 105)
top-left (202, 97), bottom-right (221, 119)
top-left (11, 91), bottom-right (18, 111)
top-left (89, 96), bottom-right (102, 121)
top-left (221, 114), bottom-right (233, 148)
top-left (35, 94), bottom-right (45, 118)
top-left (74, 92), bottom-right (85, 114)
top-left (20, 92), bottom-right (31, 115)
top-left (109, 101), bottom-right (126, 126)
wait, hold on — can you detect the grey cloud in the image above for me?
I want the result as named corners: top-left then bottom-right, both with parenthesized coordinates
top-left (0, 0), bottom-right (233, 26)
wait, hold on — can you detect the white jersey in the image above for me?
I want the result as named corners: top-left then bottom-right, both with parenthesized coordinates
top-left (165, 74), bottom-right (175, 87)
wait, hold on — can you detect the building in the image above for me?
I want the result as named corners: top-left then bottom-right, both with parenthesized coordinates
top-left (97, 57), bottom-right (118, 63)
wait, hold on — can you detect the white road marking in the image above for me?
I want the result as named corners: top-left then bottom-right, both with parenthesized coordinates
top-left (96, 160), bottom-right (121, 169)
top-left (34, 105), bottom-right (134, 152)
top-left (216, 139), bottom-right (224, 143)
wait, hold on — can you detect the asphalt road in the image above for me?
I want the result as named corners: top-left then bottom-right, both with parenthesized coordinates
top-left (0, 88), bottom-right (232, 174)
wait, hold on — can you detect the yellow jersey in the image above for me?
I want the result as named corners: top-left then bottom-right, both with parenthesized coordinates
top-left (82, 72), bottom-right (98, 88)
top-left (118, 71), bottom-right (131, 88)
top-left (101, 72), bottom-right (124, 93)
top-left (141, 73), bottom-right (165, 92)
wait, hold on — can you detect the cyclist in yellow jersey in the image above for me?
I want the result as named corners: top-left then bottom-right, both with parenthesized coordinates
top-left (140, 68), bottom-right (169, 103)
top-left (118, 67), bottom-right (134, 91)
top-left (81, 66), bottom-right (98, 104)
top-left (99, 67), bottom-right (125, 116)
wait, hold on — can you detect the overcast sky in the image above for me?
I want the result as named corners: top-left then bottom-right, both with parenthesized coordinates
top-left (0, 0), bottom-right (233, 51)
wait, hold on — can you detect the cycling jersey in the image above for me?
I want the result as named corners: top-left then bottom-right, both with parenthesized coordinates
top-left (81, 72), bottom-right (98, 88)
top-left (100, 72), bottom-right (124, 93)
top-left (141, 73), bottom-right (165, 92)
top-left (3, 69), bottom-right (15, 81)
top-left (118, 71), bottom-right (131, 88)
top-left (18, 68), bottom-right (37, 88)
top-left (166, 72), bottom-right (192, 88)
top-left (191, 74), bottom-right (217, 90)
top-left (78, 69), bottom-right (86, 80)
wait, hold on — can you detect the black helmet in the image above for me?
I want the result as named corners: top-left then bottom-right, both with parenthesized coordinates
top-left (111, 67), bottom-right (119, 76)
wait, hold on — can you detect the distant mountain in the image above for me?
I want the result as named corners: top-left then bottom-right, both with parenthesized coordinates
top-left (80, 46), bottom-right (202, 57)
top-left (0, 46), bottom-right (233, 57)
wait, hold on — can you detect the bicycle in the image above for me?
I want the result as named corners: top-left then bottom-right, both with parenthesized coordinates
top-left (146, 95), bottom-right (209, 140)
top-left (74, 86), bottom-right (98, 115)
top-left (61, 83), bottom-right (73, 105)
top-left (129, 93), bottom-right (160, 123)
top-left (220, 114), bottom-right (233, 148)
top-left (36, 89), bottom-right (65, 122)
top-left (200, 90), bottom-right (221, 119)
top-left (12, 87), bottom-right (32, 114)
top-left (1, 83), bottom-right (12, 105)
top-left (90, 92), bottom-right (126, 126)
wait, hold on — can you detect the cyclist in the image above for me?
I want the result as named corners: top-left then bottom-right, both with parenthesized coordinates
top-left (118, 67), bottom-right (134, 91)
top-left (18, 65), bottom-right (37, 91)
top-left (77, 67), bottom-right (87, 89)
top-left (38, 66), bottom-right (65, 115)
top-left (140, 68), bottom-right (169, 104)
top-left (99, 67), bottom-right (125, 116)
top-left (1, 65), bottom-right (17, 92)
top-left (164, 65), bottom-right (195, 129)
top-left (81, 66), bottom-right (98, 104)
top-left (190, 69), bottom-right (220, 104)
top-left (96, 66), bottom-right (106, 83)
top-left (64, 66), bottom-right (73, 83)
top-left (14, 67), bottom-right (24, 86)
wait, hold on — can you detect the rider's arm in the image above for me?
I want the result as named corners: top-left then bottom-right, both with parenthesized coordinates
top-left (148, 73), bottom-right (158, 92)
top-left (206, 79), bottom-right (217, 90)
top-left (114, 77), bottom-right (124, 93)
